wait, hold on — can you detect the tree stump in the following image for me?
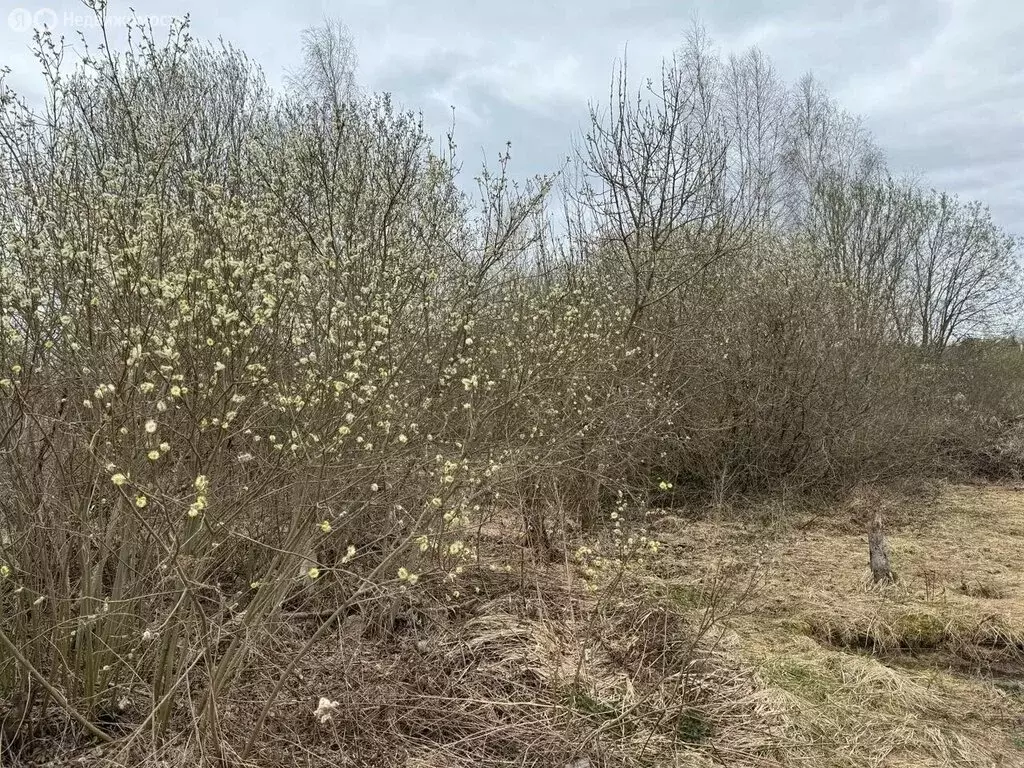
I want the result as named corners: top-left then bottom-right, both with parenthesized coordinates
top-left (868, 513), bottom-right (895, 584)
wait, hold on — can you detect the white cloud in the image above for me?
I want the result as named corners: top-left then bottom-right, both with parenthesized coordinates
top-left (0, 0), bottom-right (1020, 233)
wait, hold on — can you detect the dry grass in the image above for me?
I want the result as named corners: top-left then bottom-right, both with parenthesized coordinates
top-left (653, 482), bottom-right (1024, 767)
top-left (7, 484), bottom-right (1024, 767)
top-left (196, 555), bottom-right (784, 768)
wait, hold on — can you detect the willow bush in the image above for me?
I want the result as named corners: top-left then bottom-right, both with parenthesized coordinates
top-left (0, 5), bottom-right (1019, 758)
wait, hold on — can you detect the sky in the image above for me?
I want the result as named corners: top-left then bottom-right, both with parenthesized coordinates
top-left (2, 0), bottom-right (1022, 236)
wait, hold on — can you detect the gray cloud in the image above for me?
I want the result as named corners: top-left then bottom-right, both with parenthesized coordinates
top-left (2, 0), bottom-right (1021, 234)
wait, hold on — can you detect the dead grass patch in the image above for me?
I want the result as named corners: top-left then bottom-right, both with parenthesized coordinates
top-left (653, 482), bottom-right (1024, 767)
top-left (9, 484), bottom-right (1024, 767)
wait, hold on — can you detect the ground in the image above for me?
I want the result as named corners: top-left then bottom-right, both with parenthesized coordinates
top-left (645, 482), bottom-right (1024, 767)
top-left (14, 483), bottom-right (1024, 767)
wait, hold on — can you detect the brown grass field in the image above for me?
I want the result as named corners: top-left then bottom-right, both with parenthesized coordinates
top-left (647, 483), bottom-right (1024, 767)
top-left (20, 483), bottom-right (1024, 767)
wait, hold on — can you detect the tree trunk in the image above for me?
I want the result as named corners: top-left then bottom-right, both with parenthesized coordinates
top-left (523, 480), bottom-right (553, 557)
top-left (868, 513), bottom-right (895, 584)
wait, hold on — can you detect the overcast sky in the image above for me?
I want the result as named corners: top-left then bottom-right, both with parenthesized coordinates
top-left (3, 0), bottom-right (1022, 236)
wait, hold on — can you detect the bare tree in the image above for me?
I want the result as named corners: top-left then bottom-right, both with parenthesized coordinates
top-left (910, 192), bottom-right (1019, 350)
top-left (575, 27), bottom-right (731, 337)
top-left (805, 173), bottom-right (925, 337)
top-left (284, 18), bottom-right (359, 119)
top-left (781, 73), bottom-right (884, 230)
top-left (721, 47), bottom-right (788, 235)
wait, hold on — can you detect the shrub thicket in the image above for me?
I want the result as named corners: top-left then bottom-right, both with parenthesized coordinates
top-left (0, 5), bottom-right (1019, 761)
